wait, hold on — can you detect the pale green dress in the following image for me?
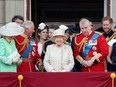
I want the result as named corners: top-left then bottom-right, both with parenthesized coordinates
top-left (0, 38), bottom-right (18, 72)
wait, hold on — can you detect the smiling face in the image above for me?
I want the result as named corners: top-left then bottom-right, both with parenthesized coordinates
top-left (102, 20), bottom-right (112, 33)
top-left (38, 29), bottom-right (48, 40)
top-left (54, 36), bottom-right (65, 46)
top-left (25, 24), bottom-right (35, 37)
top-left (48, 28), bottom-right (55, 39)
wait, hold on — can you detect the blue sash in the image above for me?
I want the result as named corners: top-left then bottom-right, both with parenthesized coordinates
top-left (21, 38), bottom-right (34, 58)
top-left (82, 33), bottom-right (99, 57)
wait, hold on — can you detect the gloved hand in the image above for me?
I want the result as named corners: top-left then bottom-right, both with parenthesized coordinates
top-left (8, 51), bottom-right (21, 63)
top-left (81, 60), bottom-right (88, 67)
top-left (17, 58), bottom-right (22, 65)
top-left (12, 57), bottom-right (20, 63)
top-left (86, 60), bottom-right (93, 67)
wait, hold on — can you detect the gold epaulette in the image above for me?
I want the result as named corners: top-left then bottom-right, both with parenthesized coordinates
top-left (95, 31), bottom-right (102, 35)
top-left (107, 34), bottom-right (115, 42)
top-left (15, 34), bottom-right (29, 53)
top-left (15, 34), bottom-right (29, 45)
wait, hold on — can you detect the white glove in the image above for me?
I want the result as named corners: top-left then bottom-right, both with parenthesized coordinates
top-left (81, 60), bottom-right (88, 67)
top-left (86, 60), bottom-right (93, 67)
top-left (12, 57), bottom-right (20, 63)
top-left (8, 51), bottom-right (21, 63)
top-left (17, 58), bottom-right (22, 65)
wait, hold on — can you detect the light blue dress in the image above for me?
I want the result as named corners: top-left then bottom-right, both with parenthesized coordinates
top-left (0, 38), bottom-right (18, 72)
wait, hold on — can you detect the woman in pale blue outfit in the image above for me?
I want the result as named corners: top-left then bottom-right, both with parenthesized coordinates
top-left (0, 22), bottom-right (24, 72)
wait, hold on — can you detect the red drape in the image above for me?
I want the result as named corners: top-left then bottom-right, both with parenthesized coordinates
top-left (0, 72), bottom-right (115, 87)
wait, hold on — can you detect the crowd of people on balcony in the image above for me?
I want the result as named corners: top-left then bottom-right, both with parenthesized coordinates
top-left (0, 15), bottom-right (116, 72)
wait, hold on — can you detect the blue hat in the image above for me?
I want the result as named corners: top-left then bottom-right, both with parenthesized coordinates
top-left (68, 25), bottom-right (80, 33)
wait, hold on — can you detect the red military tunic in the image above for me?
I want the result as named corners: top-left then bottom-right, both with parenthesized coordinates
top-left (74, 31), bottom-right (108, 72)
top-left (15, 34), bottom-right (41, 72)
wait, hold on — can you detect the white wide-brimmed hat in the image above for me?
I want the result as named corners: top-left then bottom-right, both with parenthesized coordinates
top-left (51, 28), bottom-right (67, 41)
top-left (0, 22), bottom-right (24, 36)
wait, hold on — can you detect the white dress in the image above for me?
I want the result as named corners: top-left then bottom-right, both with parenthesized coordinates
top-left (44, 44), bottom-right (74, 72)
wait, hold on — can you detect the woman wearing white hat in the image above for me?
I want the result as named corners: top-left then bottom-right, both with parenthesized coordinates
top-left (43, 28), bottom-right (74, 72)
top-left (37, 22), bottom-right (48, 56)
top-left (0, 22), bottom-right (24, 72)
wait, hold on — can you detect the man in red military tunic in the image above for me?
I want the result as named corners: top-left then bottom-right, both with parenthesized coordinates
top-left (15, 21), bottom-right (42, 72)
top-left (74, 18), bottom-right (108, 72)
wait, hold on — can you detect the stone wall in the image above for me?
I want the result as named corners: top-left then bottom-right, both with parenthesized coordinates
top-left (0, 0), bottom-right (24, 27)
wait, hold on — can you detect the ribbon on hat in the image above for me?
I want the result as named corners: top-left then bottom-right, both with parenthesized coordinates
top-left (59, 25), bottom-right (68, 30)
top-left (38, 22), bottom-right (46, 30)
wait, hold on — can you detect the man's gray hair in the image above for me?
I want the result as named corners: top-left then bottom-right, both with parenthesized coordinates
top-left (21, 20), bottom-right (34, 29)
top-left (79, 18), bottom-right (91, 27)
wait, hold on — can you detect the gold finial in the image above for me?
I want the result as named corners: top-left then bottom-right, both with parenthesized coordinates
top-left (110, 73), bottom-right (116, 79)
top-left (18, 74), bottom-right (24, 87)
top-left (110, 73), bottom-right (116, 87)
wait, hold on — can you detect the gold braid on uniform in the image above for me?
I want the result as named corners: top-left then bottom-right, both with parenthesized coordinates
top-left (15, 34), bottom-right (29, 53)
top-left (107, 34), bottom-right (115, 42)
top-left (74, 37), bottom-right (86, 52)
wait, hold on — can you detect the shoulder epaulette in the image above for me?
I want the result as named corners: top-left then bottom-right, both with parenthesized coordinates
top-left (95, 31), bottom-right (102, 35)
top-left (15, 34), bottom-right (29, 53)
top-left (107, 34), bottom-right (115, 42)
top-left (15, 34), bottom-right (28, 45)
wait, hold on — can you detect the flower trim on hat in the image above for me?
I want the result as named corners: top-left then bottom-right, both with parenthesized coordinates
top-left (59, 25), bottom-right (68, 30)
top-left (38, 22), bottom-right (46, 30)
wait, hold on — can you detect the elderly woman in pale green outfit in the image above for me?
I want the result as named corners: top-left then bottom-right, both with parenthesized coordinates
top-left (0, 22), bottom-right (24, 72)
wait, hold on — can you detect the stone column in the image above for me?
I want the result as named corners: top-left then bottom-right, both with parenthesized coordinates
top-left (0, 0), bottom-right (5, 26)
top-left (111, 0), bottom-right (116, 27)
top-left (5, 0), bottom-right (24, 24)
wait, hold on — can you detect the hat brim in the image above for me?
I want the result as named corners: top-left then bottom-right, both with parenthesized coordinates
top-left (0, 32), bottom-right (23, 36)
top-left (0, 26), bottom-right (24, 36)
top-left (51, 35), bottom-right (68, 42)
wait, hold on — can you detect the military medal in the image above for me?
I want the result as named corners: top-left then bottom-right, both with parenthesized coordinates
top-left (92, 45), bottom-right (97, 55)
top-left (93, 51), bottom-right (97, 55)
top-left (89, 39), bottom-right (97, 45)
top-left (92, 46), bottom-right (97, 50)
top-left (30, 40), bottom-right (36, 45)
